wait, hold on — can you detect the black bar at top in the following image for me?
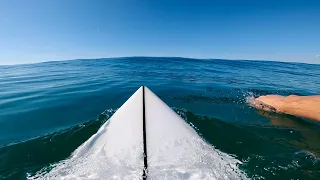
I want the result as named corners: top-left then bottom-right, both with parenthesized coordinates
top-left (142, 86), bottom-right (148, 179)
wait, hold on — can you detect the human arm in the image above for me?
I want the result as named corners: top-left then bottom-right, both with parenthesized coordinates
top-left (251, 95), bottom-right (320, 122)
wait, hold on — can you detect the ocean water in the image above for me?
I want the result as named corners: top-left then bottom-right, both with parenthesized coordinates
top-left (0, 57), bottom-right (320, 179)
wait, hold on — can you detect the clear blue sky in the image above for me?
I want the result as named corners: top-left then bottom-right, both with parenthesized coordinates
top-left (0, 0), bottom-right (319, 65)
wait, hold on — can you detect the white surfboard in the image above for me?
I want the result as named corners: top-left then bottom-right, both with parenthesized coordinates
top-left (32, 86), bottom-right (247, 180)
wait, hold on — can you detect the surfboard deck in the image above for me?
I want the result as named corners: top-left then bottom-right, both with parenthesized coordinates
top-left (83, 86), bottom-right (245, 179)
top-left (33, 86), bottom-right (247, 180)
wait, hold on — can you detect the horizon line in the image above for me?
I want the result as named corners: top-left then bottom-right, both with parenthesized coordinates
top-left (0, 56), bottom-right (319, 66)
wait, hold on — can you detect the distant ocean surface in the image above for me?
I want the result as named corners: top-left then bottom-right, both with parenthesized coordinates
top-left (1, 57), bottom-right (320, 179)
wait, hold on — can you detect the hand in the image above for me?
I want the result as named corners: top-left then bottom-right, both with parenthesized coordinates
top-left (250, 94), bottom-right (320, 122)
top-left (250, 95), bottom-right (287, 113)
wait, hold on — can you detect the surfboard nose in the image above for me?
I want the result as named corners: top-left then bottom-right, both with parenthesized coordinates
top-left (64, 86), bottom-right (247, 179)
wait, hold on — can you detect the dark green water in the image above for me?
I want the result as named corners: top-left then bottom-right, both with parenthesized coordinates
top-left (0, 57), bottom-right (320, 179)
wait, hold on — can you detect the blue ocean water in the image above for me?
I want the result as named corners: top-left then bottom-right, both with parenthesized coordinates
top-left (0, 57), bottom-right (320, 179)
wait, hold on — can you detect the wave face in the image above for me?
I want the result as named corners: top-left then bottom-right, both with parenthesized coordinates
top-left (1, 57), bottom-right (320, 179)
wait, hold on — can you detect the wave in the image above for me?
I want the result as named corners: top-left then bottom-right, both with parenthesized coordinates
top-left (0, 109), bottom-right (116, 180)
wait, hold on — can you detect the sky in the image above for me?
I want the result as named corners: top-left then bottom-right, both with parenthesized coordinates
top-left (0, 0), bottom-right (319, 65)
